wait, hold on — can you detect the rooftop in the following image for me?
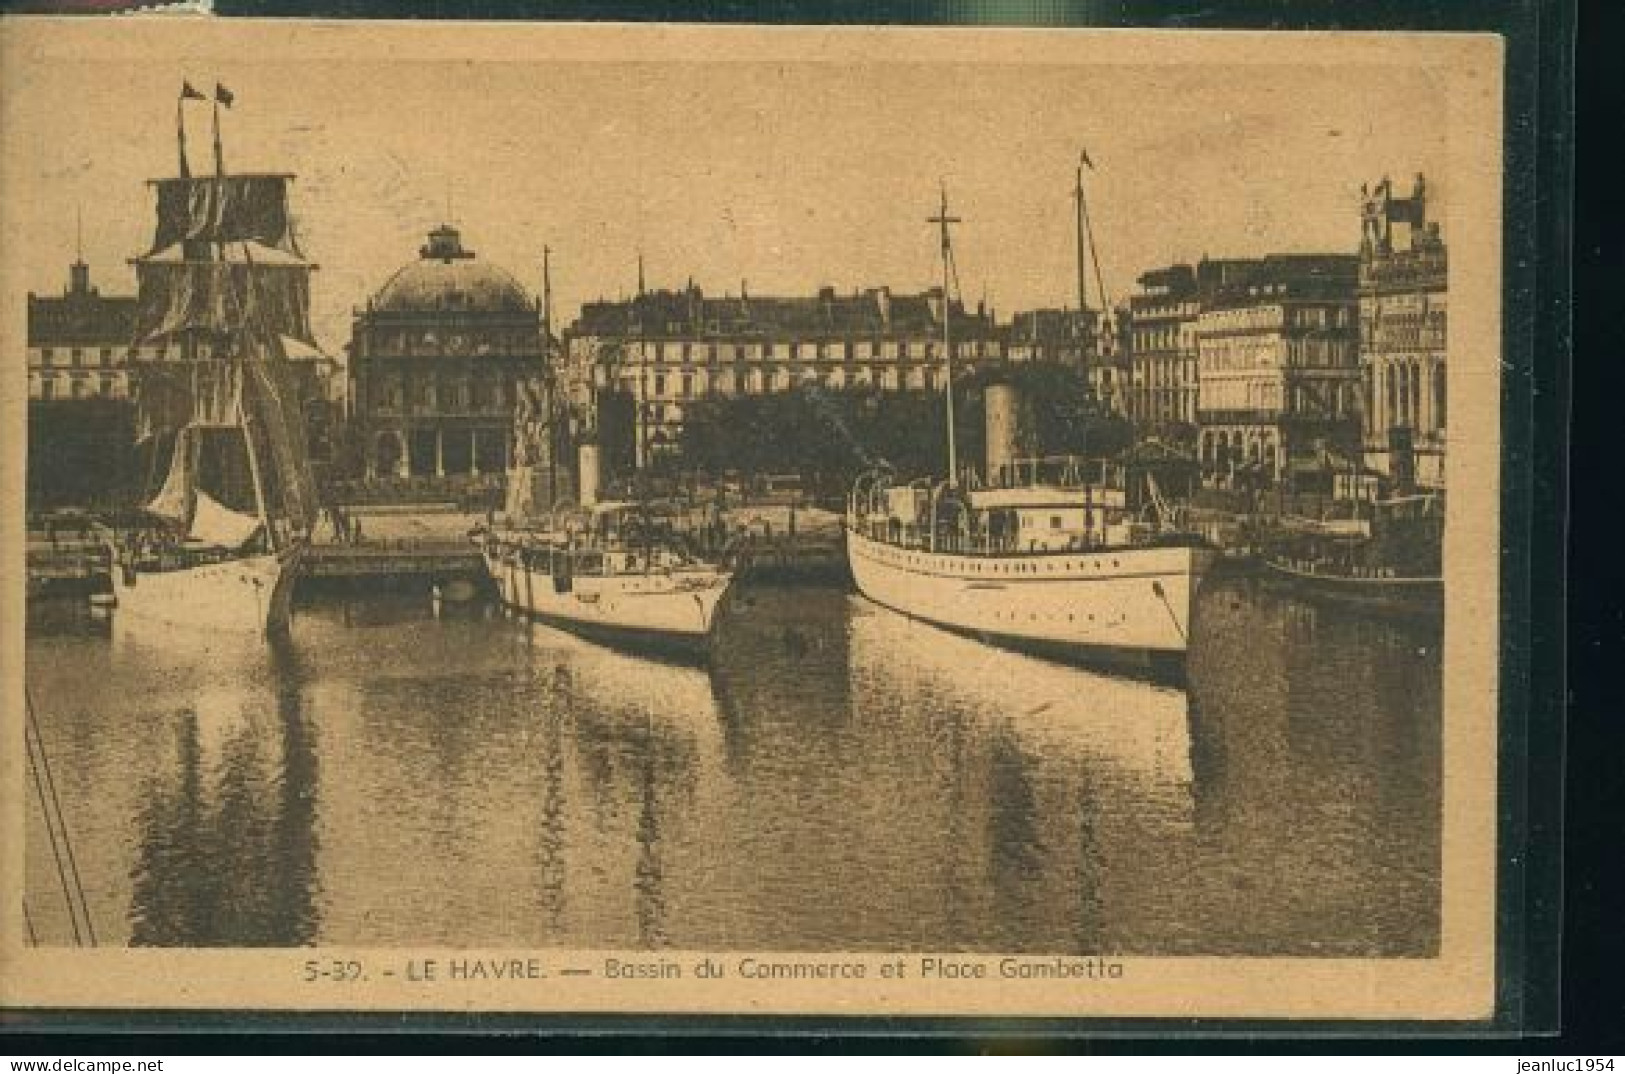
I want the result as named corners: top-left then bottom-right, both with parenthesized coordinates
top-left (27, 261), bottom-right (138, 345)
top-left (568, 284), bottom-right (996, 339)
top-left (370, 225), bottom-right (535, 316)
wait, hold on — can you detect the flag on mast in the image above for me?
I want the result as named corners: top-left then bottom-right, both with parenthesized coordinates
top-left (1080, 146), bottom-right (1095, 170)
top-left (177, 81), bottom-right (205, 178)
top-left (212, 83), bottom-right (233, 177)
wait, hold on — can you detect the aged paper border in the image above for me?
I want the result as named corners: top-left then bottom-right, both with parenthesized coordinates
top-left (0, 18), bottom-right (1504, 1021)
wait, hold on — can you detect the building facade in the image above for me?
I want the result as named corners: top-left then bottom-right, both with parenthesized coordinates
top-left (1358, 173), bottom-right (1447, 491)
top-left (348, 225), bottom-right (547, 484)
top-left (27, 259), bottom-right (140, 401)
top-left (1004, 307), bottom-right (1095, 367)
top-left (563, 282), bottom-right (1004, 468)
top-left (1196, 254), bottom-right (1361, 486)
top-left (1003, 304), bottom-right (1130, 417)
top-left (1125, 265), bottom-right (1201, 434)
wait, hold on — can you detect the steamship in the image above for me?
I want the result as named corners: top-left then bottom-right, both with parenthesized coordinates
top-left (845, 182), bottom-right (1213, 671)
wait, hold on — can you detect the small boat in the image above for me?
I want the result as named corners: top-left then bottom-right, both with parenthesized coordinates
top-left (1261, 494), bottom-right (1442, 613)
top-left (477, 502), bottom-right (734, 660)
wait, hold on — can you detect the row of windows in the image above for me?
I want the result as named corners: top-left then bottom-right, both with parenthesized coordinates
top-left (33, 346), bottom-right (126, 368)
top-left (1199, 304), bottom-right (1354, 335)
top-left (1199, 336), bottom-right (1357, 372)
top-left (1132, 358), bottom-right (1199, 389)
top-left (28, 372), bottom-right (128, 400)
top-left (593, 338), bottom-right (1003, 364)
top-left (1364, 359), bottom-right (1447, 436)
top-left (618, 364), bottom-right (961, 399)
top-left (1132, 325), bottom-right (1197, 354)
top-left (31, 343), bottom-right (209, 367)
top-left (1198, 376), bottom-right (1361, 418)
top-left (1128, 389), bottom-right (1199, 425)
top-left (367, 379), bottom-right (510, 413)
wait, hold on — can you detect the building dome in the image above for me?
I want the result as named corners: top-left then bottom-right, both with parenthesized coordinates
top-left (373, 225), bottom-right (533, 314)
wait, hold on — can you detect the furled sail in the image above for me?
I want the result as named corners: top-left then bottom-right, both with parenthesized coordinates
top-left (128, 97), bottom-right (325, 548)
top-left (142, 425), bottom-right (196, 525)
top-left (134, 257), bottom-right (313, 344)
top-left (188, 488), bottom-right (262, 549)
top-left (147, 175), bottom-right (302, 258)
top-left (132, 363), bottom-right (196, 443)
top-left (242, 329), bottom-right (319, 534)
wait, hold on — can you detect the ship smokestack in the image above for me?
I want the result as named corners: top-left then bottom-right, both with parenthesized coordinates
top-left (578, 442), bottom-right (602, 508)
top-left (985, 381), bottom-right (1024, 487)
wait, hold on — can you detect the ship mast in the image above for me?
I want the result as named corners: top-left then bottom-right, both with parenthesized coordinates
top-left (1073, 148), bottom-right (1113, 358)
top-left (216, 101), bottom-right (277, 551)
top-left (929, 185), bottom-right (962, 488)
top-left (1074, 155), bottom-right (1089, 316)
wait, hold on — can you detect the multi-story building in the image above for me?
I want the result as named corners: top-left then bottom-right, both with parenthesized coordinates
top-left (1003, 305), bottom-right (1133, 416)
top-left (563, 282), bottom-right (1004, 468)
top-left (1126, 265), bottom-right (1201, 435)
top-left (27, 259), bottom-right (139, 401)
top-left (1358, 173), bottom-right (1447, 491)
top-left (1004, 307), bottom-right (1095, 368)
top-left (1195, 254), bottom-right (1361, 487)
top-left (1085, 306), bottom-right (1133, 418)
top-left (348, 224), bottom-right (547, 483)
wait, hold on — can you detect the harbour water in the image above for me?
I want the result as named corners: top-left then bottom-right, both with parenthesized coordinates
top-left (23, 569), bottom-right (1441, 956)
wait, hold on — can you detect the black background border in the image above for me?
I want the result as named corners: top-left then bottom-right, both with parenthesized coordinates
top-left (0, 0), bottom-right (1591, 1053)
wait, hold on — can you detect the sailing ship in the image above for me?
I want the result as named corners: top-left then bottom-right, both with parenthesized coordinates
top-left (844, 174), bottom-right (1214, 673)
top-left (477, 502), bottom-right (734, 660)
top-left (109, 83), bottom-right (321, 637)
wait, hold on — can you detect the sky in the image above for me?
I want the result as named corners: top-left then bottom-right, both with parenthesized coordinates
top-left (6, 29), bottom-right (1449, 354)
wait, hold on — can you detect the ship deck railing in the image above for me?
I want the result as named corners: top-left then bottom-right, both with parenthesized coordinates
top-left (848, 517), bottom-right (1201, 557)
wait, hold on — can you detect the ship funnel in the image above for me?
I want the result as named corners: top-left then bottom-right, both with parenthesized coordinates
top-left (985, 381), bottom-right (1024, 487)
top-left (578, 442), bottom-right (602, 508)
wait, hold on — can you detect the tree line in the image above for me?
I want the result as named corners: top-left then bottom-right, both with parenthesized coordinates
top-left (672, 362), bottom-right (1132, 499)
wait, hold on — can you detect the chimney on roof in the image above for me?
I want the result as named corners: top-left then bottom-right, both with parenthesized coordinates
top-left (874, 286), bottom-right (892, 329)
top-left (926, 286), bottom-right (945, 325)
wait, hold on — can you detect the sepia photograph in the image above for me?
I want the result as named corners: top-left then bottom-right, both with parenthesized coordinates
top-left (1, 19), bottom-right (1504, 1020)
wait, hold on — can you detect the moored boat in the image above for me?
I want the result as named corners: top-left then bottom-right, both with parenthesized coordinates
top-left (108, 84), bottom-right (324, 638)
top-left (847, 464), bottom-right (1214, 671)
top-left (1261, 493), bottom-right (1442, 613)
top-left (478, 503), bottom-right (734, 660)
top-left (844, 182), bottom-right (1213, 675)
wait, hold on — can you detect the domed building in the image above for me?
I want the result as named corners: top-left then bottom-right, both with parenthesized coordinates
top-left (349, 224), bottom-right (545, 492)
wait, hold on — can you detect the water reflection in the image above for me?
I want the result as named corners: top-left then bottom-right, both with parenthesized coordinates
top-left (1186, 570), bottom-right (1441, 955)
top-left (124, 637), bottom-right (319, 946)
top-left (25, 572), bottom-right (1440, 955)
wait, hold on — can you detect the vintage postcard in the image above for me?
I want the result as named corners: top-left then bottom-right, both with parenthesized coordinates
top-left (1, 18), bottom-right (1504, 1021)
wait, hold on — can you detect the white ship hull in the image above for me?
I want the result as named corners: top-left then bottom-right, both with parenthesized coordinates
top-left (846, 527), bottom-right (1212, 664)
top-left (110, 545), bottom-right (303, 637)
top-left (483, 549), bottom-right (732, 658)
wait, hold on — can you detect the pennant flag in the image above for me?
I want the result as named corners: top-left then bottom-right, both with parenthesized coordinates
top-left (180, 81), bottom-right (206, 101)
top-left (215, 83), bottom-right (234, 108)
top-left (1080, 146), bottom-right (1095, 170)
